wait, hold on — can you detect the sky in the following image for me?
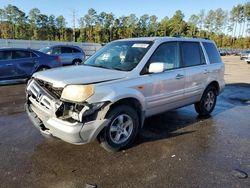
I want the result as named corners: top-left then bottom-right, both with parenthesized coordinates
top-left (0, 0), bottom-right (248, 27)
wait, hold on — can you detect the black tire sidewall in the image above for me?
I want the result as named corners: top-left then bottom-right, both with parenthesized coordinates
top-left (200, 86), bottom-right (217, 116)
top-left (73, 60), bottom-right (82, 65)
top-left (36, 67), bottom-right (49, 72)
top-left (100, 105), bottom-right (139, 151)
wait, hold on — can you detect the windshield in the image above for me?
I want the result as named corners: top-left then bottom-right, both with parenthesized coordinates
top-left (39, 47), bottom-right (52, 54)
top-left (84, 41), bottom-right (153, 71)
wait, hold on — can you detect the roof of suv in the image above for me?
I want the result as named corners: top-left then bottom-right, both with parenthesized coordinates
top-left (117, 37), bottom-right (214, 43)
top-left (48, 45), bottom-right (83, 50)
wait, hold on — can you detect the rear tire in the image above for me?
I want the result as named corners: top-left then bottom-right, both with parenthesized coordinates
top-left (73, 59), bottom-right (82, 65)
top-left (99, 105), bottom-right (139, 152)
top-left (195, 85), bottom-right (217, 117)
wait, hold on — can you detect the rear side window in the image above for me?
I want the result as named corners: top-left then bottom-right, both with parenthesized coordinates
top-left (72, 48), bottom-right (81, 53)
top-left (13, 50), bottom-right (31, 59)
top-left (0, 51), bottom-right (12, 60)
top-left (181, 42), bottom-right (206, 67)
top-left (61, 47), bottom-right (73, 53)
top-left (203, 42), bottom-right (221, 64)
top-left (149, 42), bottom-right (181, 70)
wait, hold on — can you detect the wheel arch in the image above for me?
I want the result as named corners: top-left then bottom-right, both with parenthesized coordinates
top-left (205, 81), bottom-right (220, 95)
top-left (109, 97), bottom-right (145, 128)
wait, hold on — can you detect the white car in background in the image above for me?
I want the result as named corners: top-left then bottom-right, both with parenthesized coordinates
top-left (245, 54), bottom-right (250, 64)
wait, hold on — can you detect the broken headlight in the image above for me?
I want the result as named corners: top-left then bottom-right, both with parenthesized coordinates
top-left (61, 85), bottom-right (94, 103)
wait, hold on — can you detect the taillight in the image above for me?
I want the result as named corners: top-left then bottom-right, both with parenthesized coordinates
top-left (54, 56), bottom-right (62, 66)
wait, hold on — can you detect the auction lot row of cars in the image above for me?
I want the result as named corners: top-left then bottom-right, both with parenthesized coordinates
top-left (0, 45), bottom-right (85, 85)
top-left (219, 48), bottom-right (250, 63)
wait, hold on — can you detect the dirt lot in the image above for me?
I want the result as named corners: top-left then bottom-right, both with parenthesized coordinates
top-left (0, 56), bottom-right (249, 188)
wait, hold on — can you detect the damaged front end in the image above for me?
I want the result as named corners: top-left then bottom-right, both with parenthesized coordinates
top-left (26, 79), bottom-right (110, 144)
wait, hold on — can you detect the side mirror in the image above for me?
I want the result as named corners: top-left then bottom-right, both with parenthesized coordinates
top-left (148, 62), bottom-right (165, 73)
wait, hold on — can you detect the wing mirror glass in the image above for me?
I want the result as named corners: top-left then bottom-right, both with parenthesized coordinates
top-left (148, 62), bottom-right (165, 73)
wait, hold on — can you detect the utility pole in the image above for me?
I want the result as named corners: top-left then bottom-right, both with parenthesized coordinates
top-left (72, 9), bottom-right (76, 42)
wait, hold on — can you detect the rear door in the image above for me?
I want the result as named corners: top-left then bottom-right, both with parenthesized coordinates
top-left (181, 42), bottom-right (208, 103)
top-left (0, 50), bottom-right (19, 80)
top-left (12, 50), bottom-right (36, 78)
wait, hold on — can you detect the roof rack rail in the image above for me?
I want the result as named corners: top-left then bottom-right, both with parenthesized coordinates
top-left (172, 34), bottom-right (210, 40)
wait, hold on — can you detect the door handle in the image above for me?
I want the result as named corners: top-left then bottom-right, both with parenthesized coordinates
top-left (204, 69), bottom-right (209, 74)
top-left (176, 74), bottom-right (184, 79)
top-left (6, 63), bottom-right (13, 66)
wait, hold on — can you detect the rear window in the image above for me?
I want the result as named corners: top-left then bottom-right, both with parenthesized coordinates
top-left (13, 50), bottom-right (31, 59)
top-left (181, 42), bottom-right (206, 67)
top-left (203, 42), bottom-right (221, 64)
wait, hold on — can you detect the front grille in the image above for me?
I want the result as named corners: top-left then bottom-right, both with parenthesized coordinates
top-left (35, 79), bottom-right (62, 99)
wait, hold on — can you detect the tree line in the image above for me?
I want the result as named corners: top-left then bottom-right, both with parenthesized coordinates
top-left (0, 3), bottom-right (249, 48)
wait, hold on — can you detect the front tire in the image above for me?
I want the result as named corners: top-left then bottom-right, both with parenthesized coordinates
top-left (195, 85), bottom-right (217, 117)
top-left (99, 105), bottom-right (139, 152)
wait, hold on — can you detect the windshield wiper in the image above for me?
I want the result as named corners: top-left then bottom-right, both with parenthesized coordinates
top-left (84, 64), bottom-right (110, 69)
top-left (111, 67), bottom-right (126, 71)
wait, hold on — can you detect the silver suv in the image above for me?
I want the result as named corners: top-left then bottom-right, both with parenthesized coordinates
top-left (26, 37), bottom-right (225, 152)
top-left (39, 45), bottom-right (85, 65)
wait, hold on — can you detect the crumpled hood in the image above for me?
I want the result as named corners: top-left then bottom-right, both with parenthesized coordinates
top-left (33, 65), bottom-right (127, 88)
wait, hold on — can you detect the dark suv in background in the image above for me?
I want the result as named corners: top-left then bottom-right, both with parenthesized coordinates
top-left (0, 48), bottom-right (61, 85)
top-left (39, 45), bottom-right (85, 65)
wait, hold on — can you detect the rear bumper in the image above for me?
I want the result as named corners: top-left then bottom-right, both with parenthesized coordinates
top-left (219, 79), bottom-right (225, 94)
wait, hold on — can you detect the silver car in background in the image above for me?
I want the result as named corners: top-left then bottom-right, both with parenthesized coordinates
top-left (240, 50), bottom-right (250, 60)
top-left (39, 45), bottom-right (85, 65)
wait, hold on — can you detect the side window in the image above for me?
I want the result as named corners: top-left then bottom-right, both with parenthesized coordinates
top-left (52, 47), bottom-right (61, 55)
top-left (149, 42), bottom-right (181, 70)
top-left (72, 48), bottom-right (81, 53)
top-left (13, 50), bottom-right (31, 59)
top-left (0, 51), bottom-right (12, 60)
top-left (61, 47), bottom-right (73, 54)
top-left (202, 42), bottom-right (221, 64)
top-left (181, 42), bottom-right (206, 67)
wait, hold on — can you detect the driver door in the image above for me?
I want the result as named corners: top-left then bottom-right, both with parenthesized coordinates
top-left (140, 42), bottom-right (186, 117)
